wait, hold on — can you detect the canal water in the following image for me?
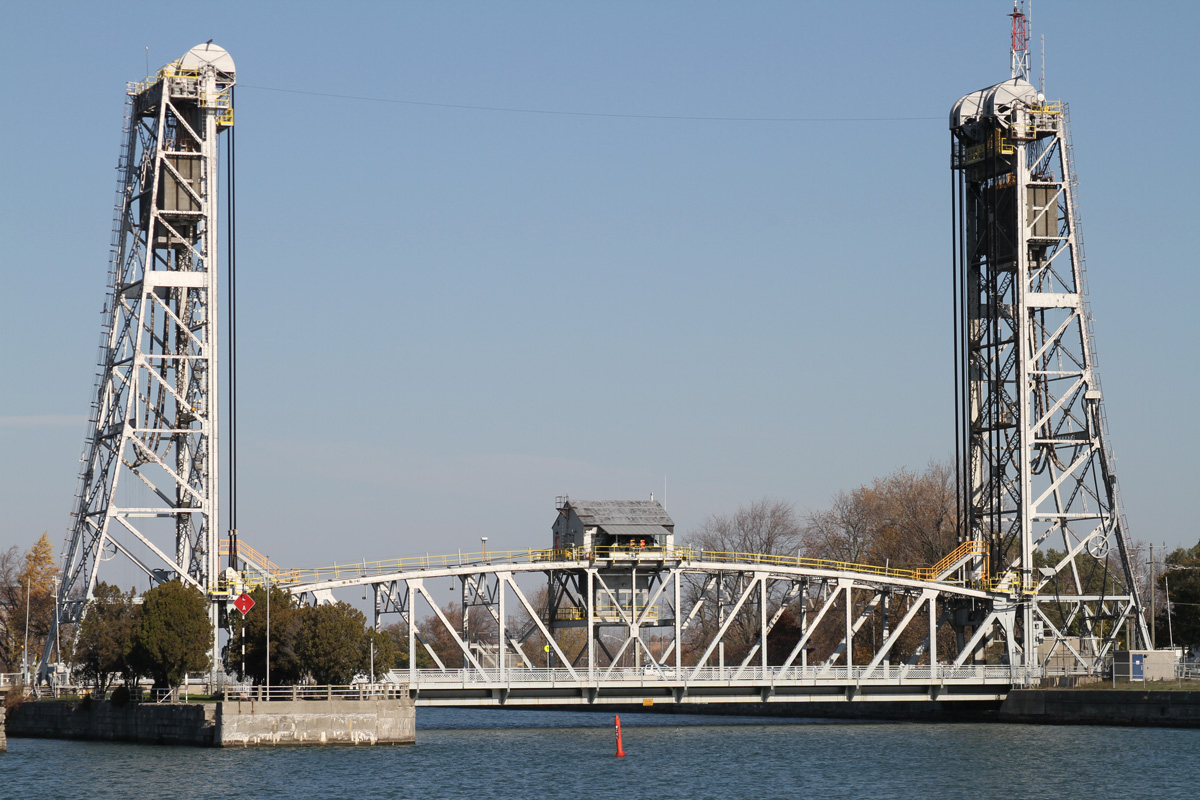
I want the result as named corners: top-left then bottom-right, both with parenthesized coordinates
top-left (3, 708), bottom-right (1197, 799)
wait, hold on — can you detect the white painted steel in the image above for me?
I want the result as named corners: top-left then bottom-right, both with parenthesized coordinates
top-left (287, 556), bottom-right (1026, 706)
top-left (45, 45), bottom-right (236, 678)
top-left (950, 70), bottom-right (1149, 676)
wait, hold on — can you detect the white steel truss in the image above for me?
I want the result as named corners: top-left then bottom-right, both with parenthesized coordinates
top-left (287, 551), bottom-right (1027, 706)
top-left (46, 45), bottom-right (236, 671)
top-left (950, 75), bottom-right (1148, 674)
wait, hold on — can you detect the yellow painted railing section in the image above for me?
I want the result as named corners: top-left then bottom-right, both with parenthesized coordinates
top-left (219, 539), bottom-right (1003, 593)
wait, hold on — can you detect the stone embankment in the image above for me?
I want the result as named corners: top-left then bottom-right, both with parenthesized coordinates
top-left (998, 689), bottom-right (1200, 727)
top-left (1, 704), bottom-right (7, 752)
top-left (7, 697), bottom-right (415, 746)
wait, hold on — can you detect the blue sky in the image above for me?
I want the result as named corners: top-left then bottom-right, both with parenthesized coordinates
top-left (2, 1), bottom-right (1197, 585)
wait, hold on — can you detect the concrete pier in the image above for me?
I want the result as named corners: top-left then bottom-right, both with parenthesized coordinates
top-left (218, 699), bottom-right (415, 746)
top-left (7, 697), bottom-right (415, 746)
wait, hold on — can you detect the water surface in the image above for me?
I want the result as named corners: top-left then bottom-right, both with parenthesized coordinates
top-left (3, 708), bottom-right (1196, 799)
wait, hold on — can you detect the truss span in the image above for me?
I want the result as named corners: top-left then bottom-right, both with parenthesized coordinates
top-left (247, 548), bottom-right (1034, 707)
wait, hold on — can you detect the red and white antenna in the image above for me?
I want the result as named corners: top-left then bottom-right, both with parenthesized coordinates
top-left (1009, 1), bottom-right (1031, 80)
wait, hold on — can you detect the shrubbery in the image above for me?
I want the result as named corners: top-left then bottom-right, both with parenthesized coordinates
top-left (223, 591), bottom-right (393, 685)
top-left (72, 580), bottom-right (393, 691)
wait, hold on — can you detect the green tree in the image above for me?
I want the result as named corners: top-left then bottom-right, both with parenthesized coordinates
top-left (130, 580), bottom-right (212, 689)
top-left (72, 582), bottom-right (138, 694)
top-left (384, 619), bottom-right (435, 669)
top-left (295, 602), bottom-right (371, 685)
top-left (223, 585), bottom-right (304, 685)
top-left (365, 627), bottom-right (395, 679)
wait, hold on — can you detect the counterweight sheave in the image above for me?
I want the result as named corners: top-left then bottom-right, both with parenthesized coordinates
top-left (45, 44), bottom-right (236, 674)
top-left (950, 75), bottom-right (1148, 672)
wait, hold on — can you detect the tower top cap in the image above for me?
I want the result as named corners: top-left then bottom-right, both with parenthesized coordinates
top-left (950, 77), bottom-right (1037, 131)
top-left (176, 42), bottom-right (235, 76)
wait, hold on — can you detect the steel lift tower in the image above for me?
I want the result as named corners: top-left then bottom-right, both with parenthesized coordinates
top-left (950, 3), bottom-right (1148, 673)
top-left (43, 44), bottom-right (236, 674)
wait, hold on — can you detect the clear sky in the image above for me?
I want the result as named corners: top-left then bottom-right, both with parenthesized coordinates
top-left (2, 1), bottom-right (1197, 586)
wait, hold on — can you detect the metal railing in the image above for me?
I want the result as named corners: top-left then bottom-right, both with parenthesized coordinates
top-left (406, 664), bottom-right (1026, 685)
top-left (1179, 661), bottom-right (1200, 682)
top-left (252, 542), bottom-right (993, 590)
top-left (217, 683), bottom-right (409, 702)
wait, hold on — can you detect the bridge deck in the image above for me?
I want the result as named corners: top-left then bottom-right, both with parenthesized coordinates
top-left (407, 665), bottom-right (1021, 707)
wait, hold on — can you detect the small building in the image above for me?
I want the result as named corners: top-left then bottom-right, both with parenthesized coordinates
top-left (552, 496), bottom-right (674, 553)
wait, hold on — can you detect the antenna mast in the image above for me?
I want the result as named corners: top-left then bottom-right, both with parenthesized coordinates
top-left (1010, 1), bottom-right (1031, 81)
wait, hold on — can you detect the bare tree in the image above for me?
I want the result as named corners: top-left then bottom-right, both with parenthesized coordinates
top-left (803, 489), bottom-right (881, 563)
top-left (691, 498), bottom-right (803, 557)
top-left (874, 461), bottom-right (958, 567)
top-left (0, 545), bottom-right (22, 671)
top-left (683, 499), bottom-right (803, 665)
top-left (803, 461), bottom-right (958, 569)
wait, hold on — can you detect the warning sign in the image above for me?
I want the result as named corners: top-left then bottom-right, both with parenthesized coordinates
top-left (234, 592), bottom-right (255, 615)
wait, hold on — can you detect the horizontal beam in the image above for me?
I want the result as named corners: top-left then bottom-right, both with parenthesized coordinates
top-left (287, 559), bottom-right (997, 602)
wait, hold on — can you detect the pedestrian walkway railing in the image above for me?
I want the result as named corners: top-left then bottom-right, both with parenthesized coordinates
top-left (1178, 662), bottom-right (1200, 682)
top-left (237, 540), bottom-right (993, 592)
top-left (217, 683), bottom-right (409, 702)
top-left (405, 664), bottom-right (1027, 685)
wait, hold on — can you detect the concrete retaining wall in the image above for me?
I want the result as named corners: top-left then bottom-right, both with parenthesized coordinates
top-left (9, 699), bottom-right (217, 745)
top-left (7, 698), bottom-right (414, 747)
top-left (219, 699), bottom-right (414, 746)
top-left (1, 705), bottom-right (7, 752)
top-left (999, 689), bottom-right (1200, 727)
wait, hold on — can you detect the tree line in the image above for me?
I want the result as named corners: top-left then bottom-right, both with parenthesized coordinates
top-left (74, 582), bottom-right (394, 694)
top-left (223, 585), bottom-right (393, 687)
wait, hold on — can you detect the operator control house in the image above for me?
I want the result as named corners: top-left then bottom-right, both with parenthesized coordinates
top-left (552, 497), bottom-right (675, 553)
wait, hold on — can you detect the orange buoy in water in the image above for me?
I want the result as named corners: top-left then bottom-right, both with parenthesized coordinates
top-left (614, 714), bottom-right (626, 757)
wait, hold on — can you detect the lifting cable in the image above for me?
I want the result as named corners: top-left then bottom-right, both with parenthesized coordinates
top-left (238, 83), bottom-right (941, 123)
top-left (226, 86), bottom-right (238, 567)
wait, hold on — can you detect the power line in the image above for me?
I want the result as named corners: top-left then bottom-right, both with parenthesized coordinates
top-left (238, 84), bottom-right (940, 123)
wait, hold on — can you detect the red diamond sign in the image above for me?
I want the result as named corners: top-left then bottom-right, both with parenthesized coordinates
top-left (234, 592), bottom-right (255, 615)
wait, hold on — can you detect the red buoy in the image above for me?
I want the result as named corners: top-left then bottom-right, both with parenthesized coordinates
top-left (614, 714), bottom-right (626, 757)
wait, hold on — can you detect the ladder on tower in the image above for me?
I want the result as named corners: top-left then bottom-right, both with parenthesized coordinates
top-left (67, 93), bottom-right (137, 550)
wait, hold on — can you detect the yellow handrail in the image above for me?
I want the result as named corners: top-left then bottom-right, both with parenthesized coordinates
top-left (223, 538), bottom-right (997, 591)
top-left (985, 572), bottom-right (1038, 595)
top-left (918, 540), bottom-right (989, 581)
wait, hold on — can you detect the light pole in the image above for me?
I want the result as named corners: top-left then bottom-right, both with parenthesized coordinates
top-left (52, 575), bottom-right (61, 694)
top-left (22, 575), bottom-right (31, 685)
top-left (1150, 543), bottom-right (1156, 649)
top-left (481, 536), bottom-right (488, 563)
top-left (266, 564), bottom-right (271, 699)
